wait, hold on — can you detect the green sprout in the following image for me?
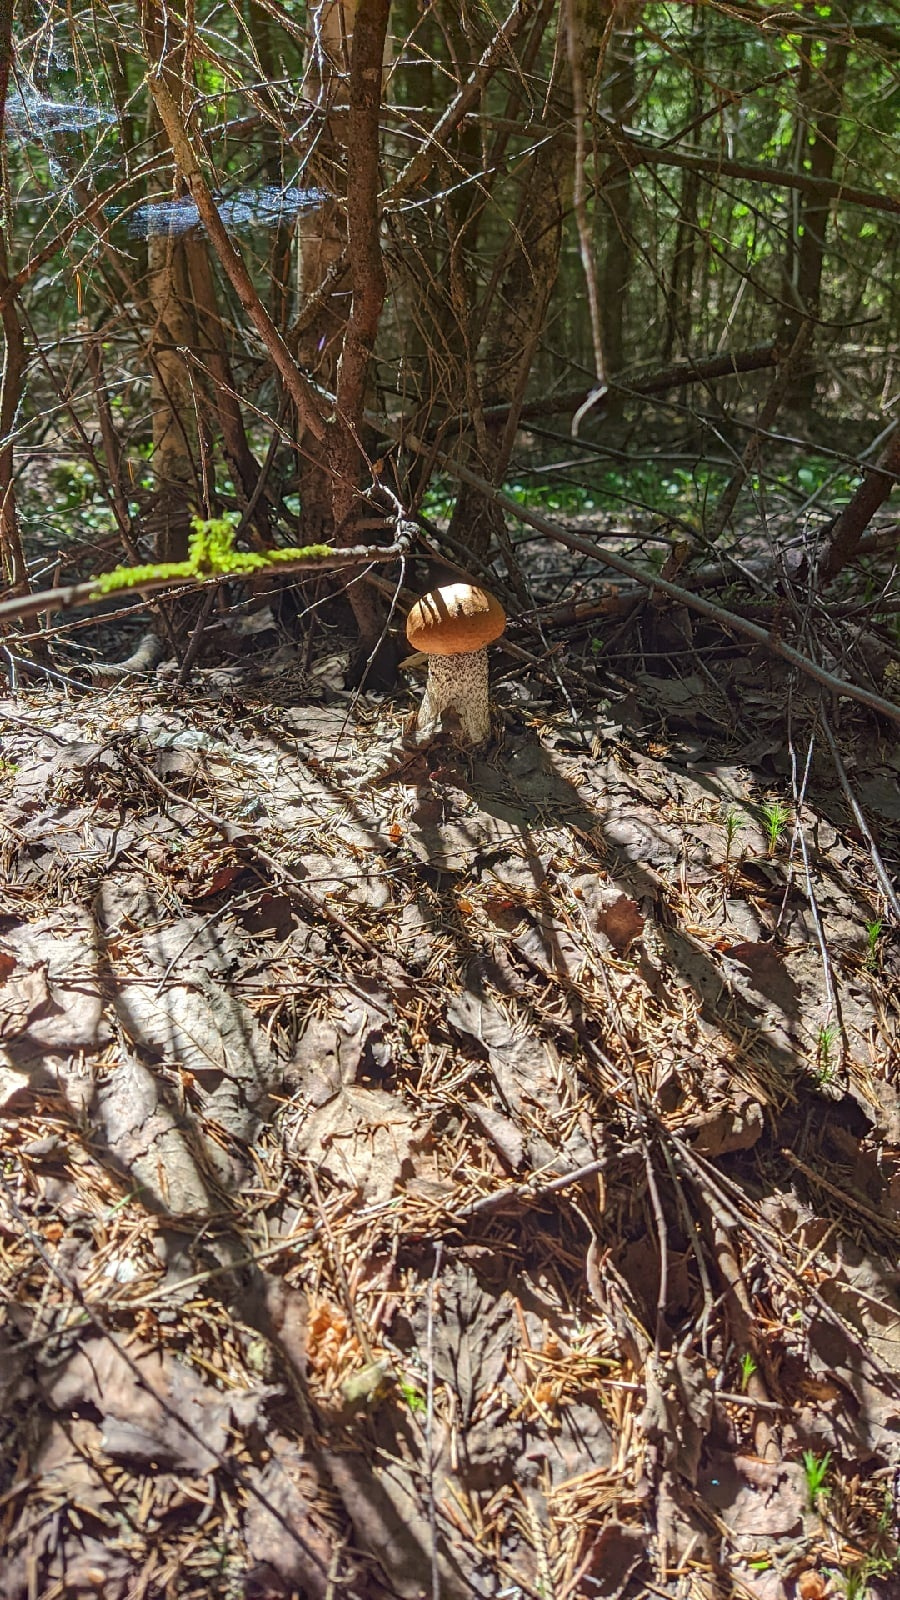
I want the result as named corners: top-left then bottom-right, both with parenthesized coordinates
top-left (864, 919), bottom-right (883, 972)
top-left (802, 1448), bottom-right (831, 1509)
top-left (839, 1569), bottom-right (865, 1600)
top-left (815, 1022), bottom-right (841, 1085)
top-left (398, 1379), bottom-right (427, 1414)
top-left (760, 799), bottom-right (791, 856)
top-left (739, 1351), bottom-right (757, 1392)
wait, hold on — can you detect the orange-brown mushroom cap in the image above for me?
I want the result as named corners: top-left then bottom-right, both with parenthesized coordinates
top-left (406, 583), bottom-right (506, 657)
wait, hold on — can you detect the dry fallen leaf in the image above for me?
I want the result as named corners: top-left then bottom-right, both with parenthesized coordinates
top-left (292, 1084), bottom-right (421, 1203)
top-left (43, 1337), bottom-right (273, 1473)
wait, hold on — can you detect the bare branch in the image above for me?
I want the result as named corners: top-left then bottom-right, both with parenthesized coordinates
top-left (817, 424), bottom-right (900, 583)
top-left (147, 74), bottom-right (328, 443)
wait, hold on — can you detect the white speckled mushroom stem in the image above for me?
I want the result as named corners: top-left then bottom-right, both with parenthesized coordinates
top-left (417, 646), bottom-right (491, 745)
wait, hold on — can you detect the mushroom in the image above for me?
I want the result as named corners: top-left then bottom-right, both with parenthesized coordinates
top-left (405, 581), bottom-right (506, 746)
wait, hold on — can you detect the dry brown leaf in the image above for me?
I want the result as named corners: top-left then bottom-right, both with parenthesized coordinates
top-left (42, 1337), bottom-right (273, 1473)
top-left (293, 1084), bottom-right (421, 1203)
top-left (447, 989), bottom-right (560, 1111)
top-left (244, 1443), bottom-right (332, 1598)
top-left (0, 962), bottom-right (51, 1039)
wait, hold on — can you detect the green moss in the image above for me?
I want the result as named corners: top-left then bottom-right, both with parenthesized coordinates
top-left (96, 514), bottom-right (335, 594)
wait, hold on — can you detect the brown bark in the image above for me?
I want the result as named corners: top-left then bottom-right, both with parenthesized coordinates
top-left (781, 33), bottom-right (850, 408)
top-left (332, 0), bottom-right (390, 530)
top-left (289, 0), bottom-right (395, 676)
top-left (0, 248), bottom-right (27, 593)
top-left (295, 0), bottom-right (353, 508)
top-left (818, 425), bottom-right (900, 585)
top-left (0, 0), bottom-right (28, 593)
top-left (660, 10), bottom-right (703, 364)
top-left (447, 0), bottom-right (608, 572)
top-left (141, 3), bottom-right (203, 563)
top-left (185, 237), bottom-right (273, 546)
top-left (149, 76), bottom-right (327, 446)
top-left (145, 233), bottom-right (203, 562)
top-left (599, 25), bottom-right (637, 385)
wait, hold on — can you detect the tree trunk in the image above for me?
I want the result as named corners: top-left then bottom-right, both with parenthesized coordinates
top-left (294, 0), bottom-right (355, 548)
top-left (293, 0), bottom-right (397, 679)
top-left (0, 0), bottom-right (28, 594)
top-left (447, 0), bottom-right (608, 575)
top-left (185, 236), bottom-right (273, 546)
top-left (661, 10), bottom-right (702, 364)
top-left (141, 2), bottom-right (202, 565)
top-left (781, 32), bottom-right (850, 411)
top-left (600, 25), bottom-right (637, 388)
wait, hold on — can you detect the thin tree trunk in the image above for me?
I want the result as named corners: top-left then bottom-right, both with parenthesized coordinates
top-left (818, 424), bottom-right (900, 584)
top-left (600, 25), bottom-right (637, 385)
top-left (141, 2), bottom-right (202, 564)
top-left (781, 33), bottom-right (850, 411)
top-left (185, 237), bottom-right (273, 546)
top-left (293, 0), bottom-right (397, 677)
top-left (0, 0), bottom-right (28, 593)
top-left (295, 0), bottom-right (354, 550)
top-left (447, 0), bottom-right (607, 573)
top-left (661, 11), bottom-right (702, 364)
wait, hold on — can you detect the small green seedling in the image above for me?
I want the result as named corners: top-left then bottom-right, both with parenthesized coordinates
top-left (865, 919), bottom-right (883, 971)
top-left (802, 1448), bottom-right (831, 1508)
top-left (739, 1351), bottom-right (757, 1392)
top-left (398, 1379), bottom-right (427, 1414)
top-left (760, 799), bottom-right (791, 856)
top-left (815, 1022), bottom-right (841, 1085)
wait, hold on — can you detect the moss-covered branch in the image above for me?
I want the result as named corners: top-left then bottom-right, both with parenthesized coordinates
top-left (95, 514), bottom-right (335, 593)
top-left (0, 515), bottom-right (415, 630)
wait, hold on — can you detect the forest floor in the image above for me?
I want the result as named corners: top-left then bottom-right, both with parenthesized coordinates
top-left (0, 588), bottom-right (899, 1600)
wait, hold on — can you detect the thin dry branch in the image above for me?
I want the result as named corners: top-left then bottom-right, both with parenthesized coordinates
top-left (596, 115), bottom-right (900, 220)
top-left (387, 0), bottom-right (542, 203)
top-left (147, 75), bottom-right (327, 443)
top-left (817, 423), bottom-right (900, 582)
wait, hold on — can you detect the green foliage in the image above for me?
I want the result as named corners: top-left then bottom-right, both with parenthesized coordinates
top-left (421, 460), bottom-right (729, 525)
top-left (398, 1379), bottom-right (427, 1414)
top-left (95, 514), bottom-right (335, 594)
top-left (802, 1448), bottom-right (832, 1508)
top-left (864, 919), bottom-right (883, 971)
top-left (760, 799), bottom-right (791, 856)
top-left (815, 1022), bottom-right (841, 1086)
top-left (739, 1351), bottom-right (757, 1392)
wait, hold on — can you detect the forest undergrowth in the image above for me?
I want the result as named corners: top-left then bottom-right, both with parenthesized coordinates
top-left (0, 505), bottom-right (898, 1600)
